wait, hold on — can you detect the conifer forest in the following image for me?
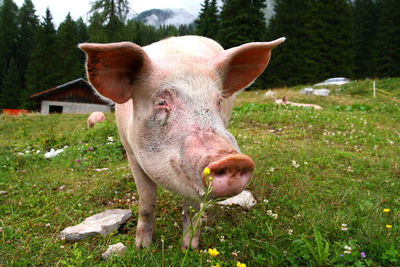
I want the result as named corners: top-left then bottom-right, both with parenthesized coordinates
top-left (0, 0), bottom-right (399, 110)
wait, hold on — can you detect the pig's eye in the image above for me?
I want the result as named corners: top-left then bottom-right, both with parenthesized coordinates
top-left (155, 99), bottom-right (167, 106)
top-left (217, 99), bottom-right (223, 110)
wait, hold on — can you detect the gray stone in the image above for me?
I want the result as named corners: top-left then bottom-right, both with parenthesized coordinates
top-left (102, 242), bottom-right (127, 259)
top-left (60, 209), bottom-right (132, 241)
top-left (299, 88), bottom-right (330, 96)
top-left (313, 89), bottom-right (330, 96)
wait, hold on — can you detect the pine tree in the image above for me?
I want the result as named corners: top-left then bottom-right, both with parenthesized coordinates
top-left (195, 0), bottom-right (219, 40)
top-left (218, 0), bottom-right (267, 49)
top-left (316, 0), bottom-right (354, 80)
top-left (0, 59), bottom-right (21, 108)
top-left (263, 0), bottom-right (304, 86)
top-left (24, 8), bottom-right (59, 109)
top-left (55, 13), bottom-right (85, 84)
top-left (353, 0), bottom-right (378, 78)
top-left (0, 0), bottom-right (19, 108)
top-left (374, 0), bottom-right (400, 77)
top-left (16, 0), bottom-right (38, 99)
top-left (76, 17), bottom-right (89, 43)
top-left (178, 24), bottom-right (195, 36)
top-left (88, 11), bottom-right (109, 43)
top-left (89, 0), bottom-right (130, 42)
top-left (76, 17), bottom-right (89, 74)
top-left (265, 0), bottom-right (353, 87)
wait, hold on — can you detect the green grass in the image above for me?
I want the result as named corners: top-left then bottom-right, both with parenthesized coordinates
top-left (1, 78), bottom-right (399, 266)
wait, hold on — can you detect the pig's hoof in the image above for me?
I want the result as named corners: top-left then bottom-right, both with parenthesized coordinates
top-left (135, 233), bottom-right (153, 248)
top-left (181, 236), bottom-right (199, 251)
top-left (181, 245), bottom-right (199, 252)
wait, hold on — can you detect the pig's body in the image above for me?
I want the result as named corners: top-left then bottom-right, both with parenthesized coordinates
top-left (273, 96), bottom-right (322, 109)
top-left (87, 111), bottom-right (106, 128)
top-left (80, 36), bottom-right (284, 249)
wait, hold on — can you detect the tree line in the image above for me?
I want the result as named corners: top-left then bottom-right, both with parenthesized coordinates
top-left (0, 0), bottom-right (399, 110)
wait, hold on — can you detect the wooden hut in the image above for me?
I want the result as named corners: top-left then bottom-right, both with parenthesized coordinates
top-left (30, 78), bottom-right (112, 114)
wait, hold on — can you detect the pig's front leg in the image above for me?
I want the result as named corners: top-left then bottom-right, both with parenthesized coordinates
top-left (182, 200), bottom-right (201, 250)
top-left (127, 154), bottom-right (157, 248)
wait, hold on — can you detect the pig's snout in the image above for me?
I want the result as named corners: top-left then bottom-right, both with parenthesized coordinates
top-left (203, 154), bottom-right (254, 197)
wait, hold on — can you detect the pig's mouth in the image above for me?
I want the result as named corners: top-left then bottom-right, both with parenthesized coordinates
top-left (201, 154), bottom-right (254, 198)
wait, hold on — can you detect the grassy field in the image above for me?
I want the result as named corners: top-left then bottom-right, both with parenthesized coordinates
top-left (1, 78), bottom-right (399, 266)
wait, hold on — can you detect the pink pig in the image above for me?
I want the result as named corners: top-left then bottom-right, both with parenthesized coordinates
top-left (87, 111), bottom-right (106, 129)
top-left (79, 36), bottom-right (285, 249)
top-left (273, 96), bottom-right (322, 109)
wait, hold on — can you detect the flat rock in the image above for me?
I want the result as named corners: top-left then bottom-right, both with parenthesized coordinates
top-left (218, 190), bottom-right (256, 209)
top-left (299, 88), bottom-right (330, 96)
top-left (102, 242), bottom-right (127, 259)
top-left (60, 209), bottom-right (132, 241)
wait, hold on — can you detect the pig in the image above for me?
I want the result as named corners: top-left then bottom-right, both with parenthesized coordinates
top-left (79, 35), bottom-right (285, 249)
top-left (273, 96), bottom-right (322, 109)
top-left (87, 111), bottom-right (106, 128)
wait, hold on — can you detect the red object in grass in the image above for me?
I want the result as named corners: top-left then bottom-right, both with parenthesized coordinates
top-left (2, 109), bottom-right (29, 115)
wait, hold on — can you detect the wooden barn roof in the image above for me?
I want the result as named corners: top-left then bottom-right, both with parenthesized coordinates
top-left (30, 78), bottom-right (91, 99)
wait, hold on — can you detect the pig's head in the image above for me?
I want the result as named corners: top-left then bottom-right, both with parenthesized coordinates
top-left (79, 36), bottom-right (285, 201)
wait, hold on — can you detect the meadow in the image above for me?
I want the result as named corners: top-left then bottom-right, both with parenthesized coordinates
top-left (1, 78), bottom-right (399, 266)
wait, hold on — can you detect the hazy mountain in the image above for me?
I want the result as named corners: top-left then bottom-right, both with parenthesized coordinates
top-left (135, 8), bottom-right (197, 28)
top-left (134, 1), bottom-right (275, 29)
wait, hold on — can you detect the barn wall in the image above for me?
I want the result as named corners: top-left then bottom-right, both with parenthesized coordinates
top-left (41, 100), bottom-right (111, 114)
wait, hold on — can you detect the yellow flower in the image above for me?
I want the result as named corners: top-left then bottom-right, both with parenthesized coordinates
top-left (383, 208), bottom-right (390, 213)
top-left (237, 261), bottom-right (246, 267)
top-left (386, 225), bottom-right (392, 229)
top-left (203, 167), bottom-right (211, 177)
top-left (208, 248), bottom-right (219, 257)
top-left (212, 264), bottom-right (220, 267)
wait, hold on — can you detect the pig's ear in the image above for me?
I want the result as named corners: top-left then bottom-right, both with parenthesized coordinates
top-left (79, 42), bottom-right (151, 104)
top-left (212, 37), bottom-right (285, 97)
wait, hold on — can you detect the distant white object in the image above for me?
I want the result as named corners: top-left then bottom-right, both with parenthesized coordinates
top-left (301, 87), bottom-right (315, 95)
top-left (299, 88), bottom-right (330, 96)
top-left (314, 77), bottom-right (350, 86)
top-left (313, 89), bottom-right (331, 96)
top-left (102, 242), bottom-right (127, 259)
top-left (44, 148), bottom-right (64, 158)
top-left (95, 168), bottom-right (109, 172)
top-left (218, 190), bottom-right (256, 209)
top-left (265, 90), bottom-right (275, 97)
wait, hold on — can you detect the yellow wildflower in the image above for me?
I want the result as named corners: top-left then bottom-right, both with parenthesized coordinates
top-left (386, 225), bottom-right (392, 229)
top-left (212, 264), bottom-right (220, 267)
top-left (237, 261), bottom-right (246, 267)
top-left (203, 167), bottom-right (211, 177)
top-left (208, 248), bottom-right (219, 257)
top-left (383, 209), bottom-right (390, 213)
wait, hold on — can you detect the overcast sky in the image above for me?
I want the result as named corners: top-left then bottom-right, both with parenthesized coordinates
top-left (14, 0), bottom-right (211, 26)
